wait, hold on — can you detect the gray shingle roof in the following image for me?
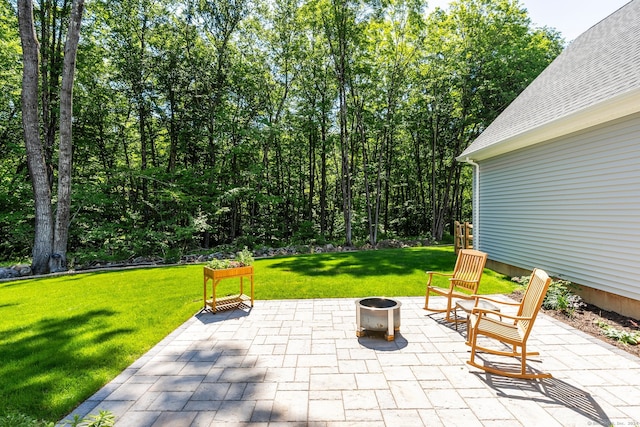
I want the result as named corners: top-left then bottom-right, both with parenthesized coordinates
top-left (458, 0), bottom-right (640, 160)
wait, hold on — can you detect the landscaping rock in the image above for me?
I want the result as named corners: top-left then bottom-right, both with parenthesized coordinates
top-left (14, 264), bottom-right (32, 276)
top-left (0, 267), bottom-right (19, 279)
top-left (2, 238), bottom-right (436, 279)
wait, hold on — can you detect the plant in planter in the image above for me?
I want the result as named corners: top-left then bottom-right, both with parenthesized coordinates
top-left (206, 247), bottom-right (254, 270)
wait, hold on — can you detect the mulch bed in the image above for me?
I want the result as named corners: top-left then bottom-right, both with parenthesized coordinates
top-left (509, 291), bottom-right (640, 359)
top-left (542, 303), bottom-right (640, 358)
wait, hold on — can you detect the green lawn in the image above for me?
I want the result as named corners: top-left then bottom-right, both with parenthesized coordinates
top-left (0, 246), bottom-right (516, 422)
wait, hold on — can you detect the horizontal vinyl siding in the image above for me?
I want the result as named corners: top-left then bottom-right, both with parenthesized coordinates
top-left (477, 113), bottom-right (640, 301)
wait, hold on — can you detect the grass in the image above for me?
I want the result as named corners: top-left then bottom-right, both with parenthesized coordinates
top-left (0, 246), bottom-right (515, 422)
top-left (252, 246), bottom-right (512, 299)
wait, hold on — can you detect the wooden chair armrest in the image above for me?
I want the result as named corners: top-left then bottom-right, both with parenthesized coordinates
top-left (426, 271), bottom-right (453, 277)
top-left (471, 308), bottom-right (533, 323)
top-left (426, 271), bottom-right (454, 289)
top-left (471, 294), bottom-right (521, 307)
top-left (470, 307), bottom-right (504, 318)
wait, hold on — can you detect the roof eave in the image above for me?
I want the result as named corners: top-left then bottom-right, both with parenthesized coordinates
top-left (457, 86), bottom-right (640, 163)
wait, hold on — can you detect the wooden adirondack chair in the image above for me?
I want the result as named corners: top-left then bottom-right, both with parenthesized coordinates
top-left (466, 267), bottom-right (553, 379)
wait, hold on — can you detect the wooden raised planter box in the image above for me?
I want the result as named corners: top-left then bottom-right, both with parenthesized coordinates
top-left (203, 265), bottom-right (254, 313)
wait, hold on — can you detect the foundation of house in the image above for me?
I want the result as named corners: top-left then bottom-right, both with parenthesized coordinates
top-left (486, 259), bottom-right (640, 321)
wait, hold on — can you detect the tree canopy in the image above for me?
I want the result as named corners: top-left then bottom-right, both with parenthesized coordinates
top-left (0, 0), bottom-right (564, 266)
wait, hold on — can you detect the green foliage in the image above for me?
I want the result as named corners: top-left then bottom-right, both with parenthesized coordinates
top-left (206, 258), bottom-right (235, 269)
top-left (0, 410), bottom-right (115, 427)
top-left (0, 410), bottom-right (119, 427)
top-left (0, 0), bottom-right (564, 262)
top-left (290, 221), bottom-right (325, 245)
top-left (0, 182), bottom-right (33, 260)
top-left (235, 247), bottom-right (255, 266)
top-left (0, 411), bottom-right (52, 427)
top-left (64, 411), bottom-right (115, 427)
top-left (542, 279), bottom-right (585, 317)
top-left (0, 0), bottom-right (29, 261)
top-left (0, 1), bottom-right (21, 109)
top-left (513, 275), bottom-right (584, 317)
top-left (596, 320), bottom-right (640, 346)
top-left (0, 410), bottom-right (117, 427)
top-left (206, 247), bottom-right (254, 269)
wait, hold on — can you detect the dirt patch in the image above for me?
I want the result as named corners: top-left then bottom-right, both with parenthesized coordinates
top-left (509, 291), bottom-right (640, 359)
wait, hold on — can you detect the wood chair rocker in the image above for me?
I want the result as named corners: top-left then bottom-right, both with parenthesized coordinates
top-left (424, 249), bottom-right (488, 323)
top-left (466, 267), bottom-right (553, 379)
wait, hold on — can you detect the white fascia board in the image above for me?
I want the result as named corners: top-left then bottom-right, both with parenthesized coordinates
top-left (456, 86), bottom-right (640, 162)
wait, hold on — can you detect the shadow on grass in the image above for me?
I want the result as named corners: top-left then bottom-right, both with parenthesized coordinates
top-left (266, 247), bottom-right (456, 278)
top-left (0, 309), bottom-right (134, 421)
top-left (0, 302), bottom-right (19, 309)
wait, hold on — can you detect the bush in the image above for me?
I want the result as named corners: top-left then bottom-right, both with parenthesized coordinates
top-left (596, 320), bottom-right (640, 345)
top-left (511, 275), bottom-right (584, 317)
top-left (0, 412), bottom-right (48, 427)
top-left (0, 410), bottom-right (114, 427)
top-left (64, 410), bottom-right (114, 427)
top-left (542, 279), bottom-right (585, 317)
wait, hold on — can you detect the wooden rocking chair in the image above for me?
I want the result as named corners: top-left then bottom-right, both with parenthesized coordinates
top-left (424, 249), bottom-right (488, 322)
top-left (466, 268), bottom-right (553, 379)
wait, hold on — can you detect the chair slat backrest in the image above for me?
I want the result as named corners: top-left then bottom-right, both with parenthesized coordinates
top-left (451, 249), bottom-right (488, 292)
top-left (516, 268), bottom-right (553, 339)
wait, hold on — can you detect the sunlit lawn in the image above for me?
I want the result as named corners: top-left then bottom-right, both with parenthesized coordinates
top-left (0, 245), bottom-right (515, 422)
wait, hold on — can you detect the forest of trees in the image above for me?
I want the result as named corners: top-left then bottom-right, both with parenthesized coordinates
top-left (0, 0), bottom-right (564, 272)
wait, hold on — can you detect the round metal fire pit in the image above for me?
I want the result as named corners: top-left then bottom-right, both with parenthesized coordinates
top-left (355, 297), bottom-right (401, 341)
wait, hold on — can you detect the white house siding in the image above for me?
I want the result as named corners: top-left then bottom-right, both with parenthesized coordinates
top-left (476, 112), bottom-right (640, 301)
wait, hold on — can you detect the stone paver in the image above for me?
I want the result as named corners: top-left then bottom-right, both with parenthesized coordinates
top-left (61, 296), bottom-right (640, 426)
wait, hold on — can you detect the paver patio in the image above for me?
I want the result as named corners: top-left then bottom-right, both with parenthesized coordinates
top-left (64, 296), bottom-right (640, 426)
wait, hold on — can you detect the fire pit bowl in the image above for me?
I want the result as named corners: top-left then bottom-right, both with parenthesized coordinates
top-left (355, 297), bottom-right (401, 341)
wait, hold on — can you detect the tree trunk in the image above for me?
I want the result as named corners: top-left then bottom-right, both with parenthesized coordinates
top-left (167, 84), bottom-right (178, 173)
top-left (339, 85), bottom-right (352, 246)
top-left (354, 95), bottom-right (375, 245)
top-left (319, 89), bottom-right (328, 235)
top-left (52, 0), bottom-right (84, 272)
top-left (18, 0), bottom-right (53, 275)
top-left (307, 122), bottom-right (316, 222)
top-left (335, 5), bottom-right (352, 246)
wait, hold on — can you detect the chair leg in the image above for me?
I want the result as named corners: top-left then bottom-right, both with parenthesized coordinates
top-left (466, 314), bottom-right (477, 345)
top-left (454, 305), bottom-right (459, 330)
top-left (424, 287), bottom-right (454, 318)
top-left (423, 290), bottom-right (447, 313)
top-left (467, 314), bottom-right (478, 352)
top-left (444, 298), bottom-right (454, 322)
